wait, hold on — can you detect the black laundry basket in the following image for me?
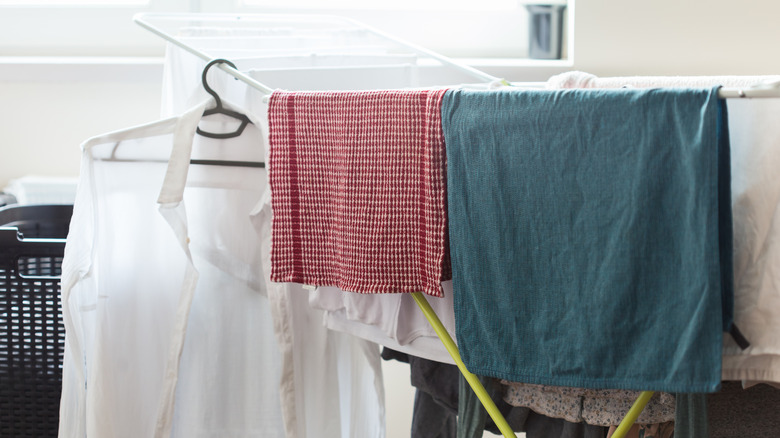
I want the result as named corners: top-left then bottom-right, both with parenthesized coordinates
top-left (0, 204), bottom-right (72, 437)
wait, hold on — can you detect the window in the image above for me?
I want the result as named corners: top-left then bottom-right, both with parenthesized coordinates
top-left (239, 0), bottom-right (513, 10)
top-left (204, 0), bottom-right (537, 59)
top-left (0, 0), bottom-right (188, 56)
top-left (0, 0), bottom-right (570, 59)
top-left (0, 0), bottom-right (148, 4)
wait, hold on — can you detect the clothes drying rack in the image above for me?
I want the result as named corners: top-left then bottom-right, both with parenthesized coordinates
top-left (135, 12), bottom-right (780, 438)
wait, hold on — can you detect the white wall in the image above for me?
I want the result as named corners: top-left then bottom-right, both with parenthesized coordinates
top-left (574, 0), bottom-right (780, 76)
top-left (0, 82), bottom-right (161, 187)
top-left (0, 60), bottom-right (163, 189)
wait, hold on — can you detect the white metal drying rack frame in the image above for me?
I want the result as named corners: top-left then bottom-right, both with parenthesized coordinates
top-left (134, 12), bottom-right (508, 95)
top-left (134, 12), bottom-right (780, 99)
top-left (134, 12), bottom-right (780, 438)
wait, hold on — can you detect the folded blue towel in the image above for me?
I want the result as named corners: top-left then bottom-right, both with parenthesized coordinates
top-left (443, 87), bottom-right (731, 392)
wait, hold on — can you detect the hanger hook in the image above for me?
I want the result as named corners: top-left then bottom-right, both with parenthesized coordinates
top-left (202, 58), bottom-right (238, 109)
top-left (197, 58), bottom-right (252, 140)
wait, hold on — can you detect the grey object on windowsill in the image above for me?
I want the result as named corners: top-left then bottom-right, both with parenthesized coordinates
top-left (525, 4), bottom-right (567, 60)
top-left (0, 193), bottom-right (17, 208)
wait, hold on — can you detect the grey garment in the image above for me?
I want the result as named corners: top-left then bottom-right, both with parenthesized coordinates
top-left (412, 389), bottom-right (457, 438)
top-left (457, 374), bottom-right (497, 438)
top-left (458, 374), bottom-right (607, 438)
top-left (675, 393), bottom-right (708, 438)
top-left (382, 348), bottom-right (459, 438)
top-left (408, 356), bottom-right (459, 438)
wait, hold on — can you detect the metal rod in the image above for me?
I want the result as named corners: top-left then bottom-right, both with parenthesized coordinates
top-left (718, 79), bottom-right (780, 98)
top-left (133, 13), bottom-right (275, 96)
top-left (339, 16), bottom-right (508, 85)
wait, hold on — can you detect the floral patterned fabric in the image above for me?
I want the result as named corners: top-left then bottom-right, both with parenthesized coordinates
top-left (501, 381), bottom-right (676, 427)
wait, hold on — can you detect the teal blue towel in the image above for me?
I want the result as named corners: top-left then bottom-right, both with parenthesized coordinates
top-left (443, 87), bottom-right (731, 393)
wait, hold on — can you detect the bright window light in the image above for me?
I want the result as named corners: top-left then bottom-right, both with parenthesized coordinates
top-left (241, 0), bottom-right (516, 11)
top-left (0, 0), bottom-right (149, 4)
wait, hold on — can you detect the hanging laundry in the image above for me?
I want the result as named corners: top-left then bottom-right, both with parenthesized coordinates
top-left (380, 349), bottom-right (459, 438)
top-left (673, 392), bottom-right (707, 438)
top-left (311, 282), bottom-right (458, 364)
top-left (381, 349), bottom-right (608, 438)
top-left (501, 382), bottom-right (675, 426)
top-left (443, 87), bottom-right (732, 392)
top-left (298, 84), bottom-right (510, 365)
top-left (268, 89), bottom-right (451, 297)
top-left (253, 186), bottom-right (387, 438)
top-left (547, 72), bottom-right (780, 388)
top-left (60, 95), bottom-right (386, 438)
top-left (59, 102), bottom-right (286, 437)
top-left (159, 44), bottom-right (417, 438)
top-left (458, 374), bottom-right (608, 438)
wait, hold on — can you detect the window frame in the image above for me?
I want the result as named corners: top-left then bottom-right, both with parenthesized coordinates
top-left (0, 0), bottom-right (572, 60)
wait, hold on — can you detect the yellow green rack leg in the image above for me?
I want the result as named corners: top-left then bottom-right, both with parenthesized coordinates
top-left (411, 292), bottom-right (654, 438)
top-left (411, 292), bottom-right (517, 438)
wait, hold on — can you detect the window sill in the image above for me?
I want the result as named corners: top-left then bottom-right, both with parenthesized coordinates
top-left (0, 56), bottom-right (165, 83)
top-left (0, 56), bottom-right (571, 84)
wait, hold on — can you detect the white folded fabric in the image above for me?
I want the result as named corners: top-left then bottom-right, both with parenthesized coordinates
top-left (546, 70), bottom-right (780, 90)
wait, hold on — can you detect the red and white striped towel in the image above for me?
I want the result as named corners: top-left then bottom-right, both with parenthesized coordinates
top-left (268, 89), bottom-right (451, 297)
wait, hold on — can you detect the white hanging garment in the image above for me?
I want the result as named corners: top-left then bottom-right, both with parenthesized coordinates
top-left (59, 101), bottom-right (285, 437)
top-left (722, 98), bottom-right (780, 387)
top-left (251, 193), bottom-right (386, 438)
top-left (310, 285), bottom-right (456, 364)
top-left (160, 45), bottom-right (390, 438)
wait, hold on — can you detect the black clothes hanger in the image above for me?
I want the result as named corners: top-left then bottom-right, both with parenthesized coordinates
top-left (196, 58), bottom-right (252, 140)
top-left (194, 58), bottom-right (264, 169)
top-left (100, 58), bottom-right (265, 169)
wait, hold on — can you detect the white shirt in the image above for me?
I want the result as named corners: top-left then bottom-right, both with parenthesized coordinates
top-left (310, 284), bottom-right (457, 364)
top-left (59, 101), bottom-right (286, 437)
top-left (721, 97), bottom-right (780, 387)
